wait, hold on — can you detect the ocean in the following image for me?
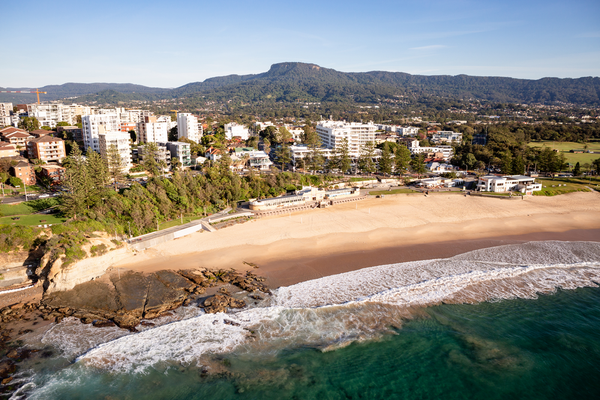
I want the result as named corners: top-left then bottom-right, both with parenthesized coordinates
top-left (12, 241), bottom-right (600, 399)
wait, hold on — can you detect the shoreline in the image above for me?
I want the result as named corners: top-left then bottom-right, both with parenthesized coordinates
top-left (115, 191), bottom-right (600, 288)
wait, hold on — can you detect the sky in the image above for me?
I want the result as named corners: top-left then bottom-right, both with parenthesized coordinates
top-left (2, 0), bottom-right (599, 88)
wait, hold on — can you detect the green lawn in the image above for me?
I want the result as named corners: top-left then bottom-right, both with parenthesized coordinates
top-left (159, 215), bottom-right (204, 230)
top-left (534, 178), bottom-right (591, 196)
top-left (528, 141), bottom-right (600, 166)
top-left (350, 177), bottom-right (377, 182)
top-left (0, 198), bottom-right (59, 216)
top-left (0, 214), bottom-right (66, 226)
top-left (369, 188), bottom-right (418, 195)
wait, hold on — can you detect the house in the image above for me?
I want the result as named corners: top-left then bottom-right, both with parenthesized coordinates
top-left (426, 162), bottom-right (454, 173)
top-left (205, 147), bottom-right (222, 162)
top-left (10, 161), bottom-right (36, 186)
top-left (232, 148), bottom-right (273, 171)
top-left (39, 165), bottom-right (65, 185)
top-left (477, 175), bottom-right (542, 193)
top-left (431, 131), bottom-right (462, 144)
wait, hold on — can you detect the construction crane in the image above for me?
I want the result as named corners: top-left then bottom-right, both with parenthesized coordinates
top-left (169, 110), bottom-right (179, 117)
top-left (0, 89), bottom-right (47, 104)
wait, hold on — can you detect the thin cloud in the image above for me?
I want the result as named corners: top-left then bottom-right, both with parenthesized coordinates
top-left (410, 45), bottom-right (447, 51)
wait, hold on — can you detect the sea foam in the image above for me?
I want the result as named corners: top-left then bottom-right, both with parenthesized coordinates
top-left (65, 241), bottom-right (600, 373)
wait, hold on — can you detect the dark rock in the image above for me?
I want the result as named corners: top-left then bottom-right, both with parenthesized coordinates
top-left (223, 319), bottom-right (240, 326)
top-left (0, 361), bottom-right (15, 378)
top-left (113, 314), bottom-right (141, 331)
top-left (203, 294), bottom-right (246, 314)
top-left (92, 320), bottom-right (115, 328)
top-left (140, 321), bottom-right (155, 327)
top-left (6, 350), bottom-right (18, 359)
top-left (177, 270), bottom-right (207, 285)
top-left (1, 377), bottom-right (13, 385)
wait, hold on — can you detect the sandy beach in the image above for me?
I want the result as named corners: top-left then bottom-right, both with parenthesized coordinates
top-left (114, 191), bottom-right (600, 287)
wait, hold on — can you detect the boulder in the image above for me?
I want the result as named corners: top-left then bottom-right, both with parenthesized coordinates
top-left (203, 294), bottom-right (246, 314)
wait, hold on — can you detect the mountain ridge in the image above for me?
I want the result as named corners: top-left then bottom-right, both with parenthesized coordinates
top-left (2, 62), bottom-right (599, 105)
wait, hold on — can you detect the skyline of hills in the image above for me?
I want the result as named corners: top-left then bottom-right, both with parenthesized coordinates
top-left (1, 62), bottom-right (599, 106)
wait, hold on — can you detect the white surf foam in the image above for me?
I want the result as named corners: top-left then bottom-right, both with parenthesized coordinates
top-left (67, 241), bottom-right (600, 373)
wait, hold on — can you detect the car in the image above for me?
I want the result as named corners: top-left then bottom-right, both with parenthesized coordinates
top-left (39, 194), bottom-right (50, 198)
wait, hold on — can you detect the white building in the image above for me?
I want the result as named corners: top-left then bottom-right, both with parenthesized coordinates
top-left (477, 175), bottom-right (542, 193)
top-left (99, 131), bottom-right (132, 173)
top-left (0, 103), bottom-right (12, 118)
top-left (399, 139), bottom-right (454, 161)
top-left (224, 122), bottom-right (250, 140)
top-left (398, 126), bottom-right (419, 136)
top-left (316, 120), bottom-right (377, 158)
top-left (289, 144), bottom-right (334, 168)
top-left (177, 113), bottom-right (202, 142)
top-left (138, 116), bottom-right (169, 143)
top-left (162, 141), bottom-right (191, 167)
top-left (431, 131), bottom-right (462, 144)
top-left (232, 148), bottom-right (272, 171)
top-left (82, 114), bottom-right (120, 152)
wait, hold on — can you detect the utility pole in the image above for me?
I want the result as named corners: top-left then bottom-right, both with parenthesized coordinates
top-left (128, 221), bottom-right (132, 238)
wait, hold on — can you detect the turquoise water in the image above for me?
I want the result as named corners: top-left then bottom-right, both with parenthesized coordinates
top-left (18, 241), bottom-right (600, 399)
top-left (26, 287), bottom-right (600, 399)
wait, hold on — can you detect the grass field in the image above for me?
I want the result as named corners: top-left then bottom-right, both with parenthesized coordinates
top-left (159, 215), bottom-right (204, 230)
top-left (528, 141), bottom-right (600, 166)
top-left (0, 214), bottom-right (66, 226)
top-left (533, 178), bottom-right (592, 196)
top-left (369, 188), bottom-right (418, 195)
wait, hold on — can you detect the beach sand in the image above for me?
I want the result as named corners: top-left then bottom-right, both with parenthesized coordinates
top-left (114, 191), bottom-right (600, 288)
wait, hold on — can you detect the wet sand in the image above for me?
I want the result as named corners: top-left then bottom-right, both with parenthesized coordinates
top-left (114, 191), bottom-right (600, 288)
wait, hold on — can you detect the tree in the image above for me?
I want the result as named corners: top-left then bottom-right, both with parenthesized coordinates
top-left (107, 144), bottom-right (124, 190)
top-left (168, 127), bottom-right (178, 142)
top-left (275, 144), bottom-right (291, 172)
top-left (171, 157), bottom-right (182, 172)
top-left (129, 130), bottom-right (137, 142)
top-left (8, 176), bottom-right (22, 188)
top-left (592, 158), bottom-right (600, 175)
top-left (573, 162), bottom-right (581, 177)
top-left (142, 143), bottom-right (165, 177)
top-left (303, 126), bottom-right (324, 173)
top-left (59, 146), bottom-right (90, 218)
top-left (410, 153), bottom-right (427, 177)
top-left (85, 149), bottom-right (109, 208)
top-left (358, 141), bottom-right (376, 175)
top-left (394, 145), bottom-right (411, 176)
top-left (378, 142), bottom-right (393, 175)
top-left (336, 138), bottom-right (352, 174)
top-left (18, 117), bottom-right (39, 132)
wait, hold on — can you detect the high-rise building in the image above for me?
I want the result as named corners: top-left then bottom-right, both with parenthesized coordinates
top-left (176, 113), bottom-right (201, 142)
top-left (315, 120), bottom-right (377, 158)
top-left (27, 135), bottom-right (67, 163)
top-left (224, 122), bottom-right (250, 140)
top-left (99, 131), bottom-right (132, 173)
top-left (82, 114), bottom-right (120, 152)
top-left (138, 116), bottom-right (169, 143)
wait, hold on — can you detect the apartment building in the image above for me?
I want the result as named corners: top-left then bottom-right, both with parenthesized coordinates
top-left (138, 116), bottom-right (169, 143)
top-left (27, 135), bottom-right (66, 163)
top-left (176, 113), bottom-right (201, 142)
top-left (398, 127), bottom-right (419, 136)
top-left (0, 142), bottom-right (18, 158)
top-left (162, 141), bottom-right (191, 166)
top-left (316, 120), bottom-right (377, 158)
top-left (99, 132), bottom-right (132, 173)
top-left (0, 103), bottom-right (12, 118)
top-left (0, 127), bottom-right (34, 147)
top-left (57, 126), bottom-right (83, 143)
top-left (82, 114), bottom-right (120, 152)
top-left (10, 161), bottom-right (36, 186)
top-left (137, 143), bottom-right (171, 171)
top-left (224, 122), bottom-right (250, 140)
top-left (431, 131), bottom-right (462, 144)
top-left (39, 165), bottom-right (66, 185)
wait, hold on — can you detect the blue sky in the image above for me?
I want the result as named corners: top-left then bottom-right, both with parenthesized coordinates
top-left (2, 0), bottom-right (599, 88)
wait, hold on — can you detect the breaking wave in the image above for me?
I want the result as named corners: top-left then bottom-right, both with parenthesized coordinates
top-left (42, 241), bottom-right (600, 373)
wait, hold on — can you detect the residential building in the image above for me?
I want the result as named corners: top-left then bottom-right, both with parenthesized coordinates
top-left (82, 114), bottom-right (120, 152)
top-left (232, 148), bottom-right (272, 171)
top-left (10, 161), bottom-right (36, 186)
top-left (205, 147), bottom-right (222, 162)
top-left (27, 135), bottom-right (66, 163)
top-left (224, 122), bottom-right (250, 140)
top-left (163, 141), bottom-right (191, 166)
top-left (0, 142), bottom-right (18, 158)
top-left (477, 175), bottom-right (542, 193)
top-left (316, 120), bottom-right (377, 158)
top-left (398, 126), bottom-right (419, 136)
top-left (120, 122), bottom-right (137, 134)
top-left (426, 162), bottom-right (454, 173)
top-left (289, 144), bottom-right (334, 168)
top-left (0, 103), bottom-right (12, 118)
top-left (0, 127), bottom-right (34, 147)
top-left (399, 139), bottom-right (453, 161)
top-left (27, 103), bottom-right (62, 128)
top-left (137, 143), bottom-right (170, 171)
top-left (39, 165), bottom-right (65, 185)
top-left (30, 129), bottom-right (54, 138)
top-left (431, 131), bottom-right (462, 144)
top-left (138, 116), bottom-right (169, 143)
top-left (99, 132), bottom-right (132, 173)
top-left (177, 113), bottom-right (201, 142)
top-left (57, 126), bottom-right (83, 143)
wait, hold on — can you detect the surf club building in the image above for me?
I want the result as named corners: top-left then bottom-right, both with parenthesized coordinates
top-left (249, 186), bottom-right (361, 211)
top-left (477, 175), bottom-right (542, 194)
